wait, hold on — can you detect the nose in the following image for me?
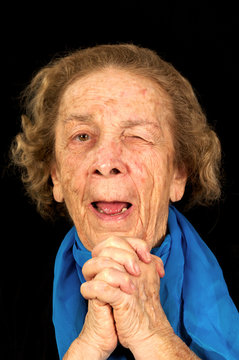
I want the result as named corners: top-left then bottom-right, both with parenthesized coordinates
top-left (90, 159), bottom-right (127, 178)
top-left (89, 143), bottom-right (127, 178)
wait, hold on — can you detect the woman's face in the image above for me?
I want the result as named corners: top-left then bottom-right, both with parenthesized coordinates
top-left (51, 68), bottom-right (186, 250)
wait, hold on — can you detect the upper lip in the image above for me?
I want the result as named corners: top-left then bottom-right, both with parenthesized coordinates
top-left (90, 198), bottom-right (132, 204)
top-left (91, 200), bottom-right (132, 206)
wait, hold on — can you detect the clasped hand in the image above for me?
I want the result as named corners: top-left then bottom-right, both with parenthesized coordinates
top-left (79, 236), bottom-right (167, 359)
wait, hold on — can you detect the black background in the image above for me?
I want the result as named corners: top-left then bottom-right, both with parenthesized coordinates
top-left (1, 2), bottom-right (238, 359)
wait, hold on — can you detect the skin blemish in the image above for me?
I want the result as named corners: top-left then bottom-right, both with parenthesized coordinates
top-left (140, 88), bottom-right (147, 96)
top-left (105, 98), bottom-right (117, 106)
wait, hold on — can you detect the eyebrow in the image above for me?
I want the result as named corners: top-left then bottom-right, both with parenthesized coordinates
top-left (121, 119), bottom-right (161, 130)
top-left (63, 114), bottom-right (94, 123)
top-left (63, 114), bottom-right (162, 132)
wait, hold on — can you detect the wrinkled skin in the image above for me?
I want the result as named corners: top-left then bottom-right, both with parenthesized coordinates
top-left (51, 68), bottom-right (189, 359)
top-left (80, 236), bottom-right (172, 358)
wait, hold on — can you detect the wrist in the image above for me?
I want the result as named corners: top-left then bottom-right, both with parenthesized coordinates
top-left (129, 310), bottom-right (175, 360)
top-left (63, 335), bottom-right (110, 360)
top-left (130, 331), bottom-right (199, 360)
top-left (129, 331), bottom-right (173, 360)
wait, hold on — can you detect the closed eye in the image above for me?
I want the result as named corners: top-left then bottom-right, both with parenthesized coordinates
top-left (126, 135), bottom-right (147, 141)
top-left (129, 135), bottom-right (153, 144)
top-left (132, 135), bottom-right (143, 139)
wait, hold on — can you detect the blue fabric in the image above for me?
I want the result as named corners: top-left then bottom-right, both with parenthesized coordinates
top-left (53, 206), bottom-right (239, 359)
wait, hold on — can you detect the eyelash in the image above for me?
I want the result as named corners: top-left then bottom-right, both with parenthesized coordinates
top-left (126, 134), bottom-right (151, 143)
top-left (131, 135), bottom-right (144, 140)
top-left (75, 133), bottom-right (90, 142)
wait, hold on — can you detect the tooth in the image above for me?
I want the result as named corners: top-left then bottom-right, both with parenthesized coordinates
top-left (97, 207), bottom-right (128, 215)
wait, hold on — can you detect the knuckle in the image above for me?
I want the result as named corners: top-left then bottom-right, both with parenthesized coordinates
top-left (100, 248), bottom-right (111, 257)
top-left (82, 261), bottom-right (90, 276)
top-left (123, 273), bottom-right (132, 285)
top-left (139, 240), bottom-right (149, 250)
top-left (91, 280), bottom-right (102, 292)
top-left (80, 282), bottom-right (88, 296)
top-left (103, 267), bottom-right (112, 278)
top-left (103, 236), bottom-right (121, 248)
top-left (97, 267), bottom-right (113, 282)
top-left (91, 279), bottom-right (108, 293)
top-left (82, 258), bottom-right (100, 277)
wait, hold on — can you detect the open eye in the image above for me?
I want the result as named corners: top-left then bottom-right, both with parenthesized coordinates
top-left (75, 133), bottom-right (90, 142)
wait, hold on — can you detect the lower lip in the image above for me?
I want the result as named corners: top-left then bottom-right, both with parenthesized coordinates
top-left (89, 204), bottom-right (133, 221)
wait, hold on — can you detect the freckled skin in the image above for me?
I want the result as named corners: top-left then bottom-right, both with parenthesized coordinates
top-left (51, 68), bottom-right (186, 251)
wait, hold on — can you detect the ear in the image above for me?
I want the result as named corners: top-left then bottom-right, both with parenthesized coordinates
top-left (50, 163), bottom-right (64, 203)
top-left (169, 166), bottom-right (187, 203)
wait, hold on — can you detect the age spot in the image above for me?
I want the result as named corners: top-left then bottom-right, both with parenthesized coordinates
top-left (140, 88), bottom-right (147, 96)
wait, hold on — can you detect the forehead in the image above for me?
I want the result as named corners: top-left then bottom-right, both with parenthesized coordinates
top-left (58, 68), bottom-right (172, 120)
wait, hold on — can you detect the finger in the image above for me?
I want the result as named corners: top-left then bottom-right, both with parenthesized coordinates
top-left (92, 236), bottom-right (136, 258)
top-left (82, 257), bottom-right (125, 281)
top-left (93, 246), bottom-right (141, 276)
top-left (152, 255), bottom-right (165, 278)
top-left (92, 236), bottom-right (151, 264)
top-left (125, 237), bottom-right (152, 264)
top-left (95, 267), bottom-right (136, 294)
top-left (81, 279), bottom-right (129, 306)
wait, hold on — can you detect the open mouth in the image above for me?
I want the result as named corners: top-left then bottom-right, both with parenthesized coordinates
top-left (91, 201), bottom-right (132, 216)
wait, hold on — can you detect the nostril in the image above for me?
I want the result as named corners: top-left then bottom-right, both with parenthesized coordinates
top-left (110, 168), bottom-right (120, 175)
top-left (92, 166), bottom-right (123, 177)
top-left (94, 169), bottom-right (102, 175)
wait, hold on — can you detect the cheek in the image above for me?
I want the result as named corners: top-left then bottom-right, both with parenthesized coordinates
top-left (58, 151), bottom-right (88, 198)
top-left (131, 160), bottom-right (146, 182)
top-left (128, 153), bottom-right (158, 199)
top-left (133, 150), bottom-right (173, 197)
top-left (129, 155), bottom-right (150, 184)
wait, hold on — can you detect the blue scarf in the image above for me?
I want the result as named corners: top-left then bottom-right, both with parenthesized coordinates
top-left (53, 206), bottom-right (239, 359)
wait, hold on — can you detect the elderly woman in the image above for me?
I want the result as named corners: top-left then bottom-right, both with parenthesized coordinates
top-left (12, 44), bottom-right (239, 359)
